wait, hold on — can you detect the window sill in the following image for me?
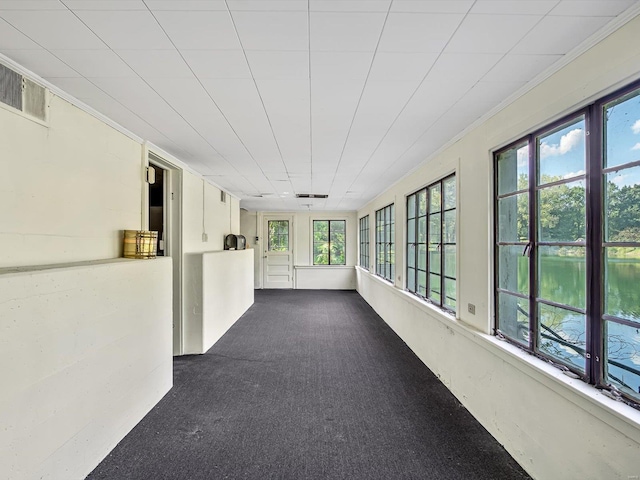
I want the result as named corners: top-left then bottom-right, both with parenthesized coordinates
top-left (355, 266), bottom-right (640, 442)
top-left (294, 265), bottom-right (353, 269)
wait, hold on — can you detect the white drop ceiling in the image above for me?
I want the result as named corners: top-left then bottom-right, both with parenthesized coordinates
top-left (1, 0), bottom-right (638, 211)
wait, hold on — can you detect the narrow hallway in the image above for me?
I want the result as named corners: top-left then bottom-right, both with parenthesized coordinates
top-left (88, 290), bottom-right (529, 480)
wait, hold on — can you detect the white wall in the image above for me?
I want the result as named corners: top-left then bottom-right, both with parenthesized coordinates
top-left (242, 210), bottom-right (358, 289)
top-left (356, 15), bottom-right (640, 480)
top-left (183, 249), bottom-right (254, 354)
top-left (239, 209), bottom-right (261, 288)
top-left (0, 95), bottom-right (143, 268)
top-left (0, 258), bottom-right (173, 480)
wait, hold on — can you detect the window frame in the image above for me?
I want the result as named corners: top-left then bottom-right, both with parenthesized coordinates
top-left (359, 215), bottom-right (370, 270)
top-left (406, 173), bottom-right (457, 314)
top-left (493, 79), bottom-right (640, 408)
top-left (312, 219), bottom-right (346, 266)
top-left (375, 204), bottom-right (395, 282)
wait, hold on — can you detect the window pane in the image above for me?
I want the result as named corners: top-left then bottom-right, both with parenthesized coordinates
top-left (538, 180), bottom-right (586, 243)
top-left (444, 176), bottom-right (456, 210)
top-left (538, 246), bottom-right (586, 310)
top-left (418, 190), bottom-right (427, 216)
top-left (418, 270), bottom-right (427, 297)
top-left (429, 213), bottom-right (441, 244)
top-left (444, 245), bottom-right (456, 279)
top-left (497, 292), bottom-right (529, 346)
top-left (407, 243), bottom-right (416, 268)
top-left (408, 219), bottom-right (416, 244)
top-left (497, 142), bottom-right (529, 195)
top-left (429, 274), bottom-right (441, 303)
top-left (314, 243), bottom-right (328, 265)
top-left (444, 278), bottom-right (456, 311)
top-left (408, 194), bottom-right (416, 219)
top-left (428, 246), bottom-right (440, 275)
top-left (537, 117), bottom-right (586, 185)
top-left (538, 303), bottom-right (586, 372)
top-left (604, 165), bottom-right (640, 242)
top-left (604, 320), bottom-right (640, 400)
top-left (429, 184), bottom-right (441, 213)
top-left (497, 193), bottom-right (529, 242)
top-left (444, 210), bottom-right (456, 243)
top-left (418, 216), bottom-right (427, 243)
top-left (408, 267), bottom-right (416, 292)
top-left (498, 245), bottom-right (529, 295)
top-left (417, 243), bottom-right (427, 271)
top-left (604, 86), bottom-right (640, 170)
top-left (605, 247), bottom-right (640, 322)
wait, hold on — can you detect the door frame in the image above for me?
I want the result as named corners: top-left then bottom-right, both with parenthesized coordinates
top-left (144, 148), bottom-right (184, 356)
top-left (262, 214), bottom-right (294, 289)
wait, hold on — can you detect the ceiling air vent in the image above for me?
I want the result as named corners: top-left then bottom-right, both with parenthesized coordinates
top-left (296, 194), bottom-right (328, 199)
top-left (0, 63), bottom-right (48, 122)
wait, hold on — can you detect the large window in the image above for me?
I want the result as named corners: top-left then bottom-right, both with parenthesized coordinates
top-left (313, 220), bottom-right (346, 265)
top-left (375, 204), bottom-right (395, 282)
top-left (495, 81), bottom-right (640, 406)
top-left (406, 175), bottom-right (456, 312)
top-left (359, 215), bottom-right (370, 270)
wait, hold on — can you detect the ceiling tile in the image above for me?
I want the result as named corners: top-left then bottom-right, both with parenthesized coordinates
top-left (310, 51), bottom-right (374, 79)
top-left (0, 10), bottom-right (106, 49)
top-left (425, 52), bottom-right (502, 86)
top-left (117, 49), bottom-right (193, 78)
top-left (549, 0), bottom-right (637, 16)
top-left (145, 0), bottom-right (227, 10)
top-left (0, 17), bottom-right (40, 49)
top-left (368, 52), bottom-right (438, 81)
top-left (46, 76), bottom-right (107, 100)
top-left (154, 11), bottom-right (240, 50)
top-left (310, 12), bottom-right (386, 52)
top-left (246, 51), bottom-right (309, 79)
top-left (445, 14), bottom-right (542, 54)
top-left (227, 0), bottom-right (307, 11)
top-left (232, 12), bottom-right (308, 51)
top-left (378, 13), bottom-right (464, 52)
top-left (3, 49), bottom-right (80, 77)
top-left (75, 10), bottom-right (173, 50)
top-left (182, 50), bottom-right (251, 78)
top-left (470, 1), bottom-right (558, 15)
top-left (483, 54), bottom-right (563, 82)
top-left (512, 15), bottom-right (612, 54)
top-left (391, 1), bottom-right (473, 14)
top-left (52, 50), bottom-right (137, 78)
top-left (309, 1), bottom-right (391, 12)
top-left (64, 1), bottom-right (148, 10)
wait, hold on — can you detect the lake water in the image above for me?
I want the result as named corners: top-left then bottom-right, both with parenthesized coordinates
top-left (519, 255), bottom-right (640, 398)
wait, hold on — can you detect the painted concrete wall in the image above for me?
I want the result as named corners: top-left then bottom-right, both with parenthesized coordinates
top-left (356, 15), bottom-right (640, 480)
top-left (241, 210), bottom-right (358, 289)
top-left (0, 95), bottom-right (142, 268)
top-left (183, 249), bottom-right (254, 354)
top-left (0, 258), bottom-right (173, 480)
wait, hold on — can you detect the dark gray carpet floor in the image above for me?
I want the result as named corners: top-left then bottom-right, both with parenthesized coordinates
top-left (87, 289), bottom-right (531, 480)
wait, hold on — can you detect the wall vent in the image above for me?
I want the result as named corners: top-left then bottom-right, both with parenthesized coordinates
top-left (296, 194), bottom-right (328, 199)
top-left (0, 63), bottom-right (48, 122)
top-left (220, 190), bottom-right (227, 203)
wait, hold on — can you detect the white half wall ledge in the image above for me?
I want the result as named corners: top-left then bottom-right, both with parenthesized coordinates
top-left (355, 269), bottom-right (640, 480)
top-left (184, 249), bottom-right (254, 355)
top-left (294, 265), bottom-right (356, 290)
top-left (0, 257), bottom-right (173, 480)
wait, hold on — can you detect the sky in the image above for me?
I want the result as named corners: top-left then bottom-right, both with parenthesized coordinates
top-left (513, 89), bottom-right (640, 188)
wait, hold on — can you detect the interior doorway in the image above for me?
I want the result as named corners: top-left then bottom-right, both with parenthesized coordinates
top-left (148, 152), bottom-right (183, 355)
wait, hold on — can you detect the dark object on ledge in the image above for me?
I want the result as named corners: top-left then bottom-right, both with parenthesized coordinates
top-left (224, 234), bottom-right (246, 250)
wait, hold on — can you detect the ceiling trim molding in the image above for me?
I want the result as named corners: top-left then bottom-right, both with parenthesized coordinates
top-left (0, 52), bottom-right (144, 144)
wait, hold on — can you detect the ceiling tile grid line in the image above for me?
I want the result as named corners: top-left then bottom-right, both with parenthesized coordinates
top-left (224, 0), bottom-right (296, 182)
top-left (333, 0), bottom-right (475, 208)
top-left (324, 0), bottom-right (394, 199)
top-left (58, 1), bottom-right (262, 191)
top-left (359, 4), bottom-right (630, 197)
top-left (139, 0), bottom-right (275, 194)
top-left (335, 3), bottom-right (558, 208)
